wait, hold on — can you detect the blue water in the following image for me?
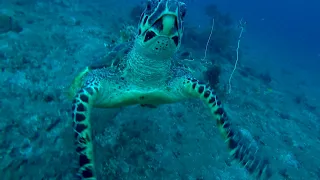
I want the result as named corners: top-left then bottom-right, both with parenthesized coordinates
top-left (0, 0), bottom-right (319, 179)
top-left (191, 0), bottom-right (319, 77)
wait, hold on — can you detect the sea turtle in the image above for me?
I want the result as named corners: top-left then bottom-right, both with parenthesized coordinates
top-left (69, 0), bottom-right (272, 179)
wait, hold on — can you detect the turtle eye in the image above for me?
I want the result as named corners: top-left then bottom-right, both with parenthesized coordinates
top-left (144, 31), bottom-right (156, 42)
top-left (172, 36), bottom-right (179, 46)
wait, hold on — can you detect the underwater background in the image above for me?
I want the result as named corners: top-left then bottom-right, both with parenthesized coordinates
top-left (0, 0), bottom-right (319, 179)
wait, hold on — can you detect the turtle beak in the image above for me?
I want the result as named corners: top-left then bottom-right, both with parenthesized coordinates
top-left (160, 14), bottom-right (178, 36)
top-left (151, 14), bottom-right (178, 36)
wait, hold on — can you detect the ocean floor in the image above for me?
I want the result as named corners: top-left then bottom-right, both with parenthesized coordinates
top-left (0, 1), bottom-right (319, 180)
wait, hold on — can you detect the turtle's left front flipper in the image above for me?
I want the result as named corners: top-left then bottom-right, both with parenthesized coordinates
top-left (183, 78), bottom-right (272, 179)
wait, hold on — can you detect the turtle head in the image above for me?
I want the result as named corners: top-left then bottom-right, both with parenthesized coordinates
top-left (134, 0), bottom-right (186, 59)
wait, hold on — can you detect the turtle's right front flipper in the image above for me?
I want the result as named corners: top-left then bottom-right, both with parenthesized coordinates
top-left (72, 80), bottom-right (100, 180)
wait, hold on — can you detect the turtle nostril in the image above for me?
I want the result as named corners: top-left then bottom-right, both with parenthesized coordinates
top-left (144, 31), bottom-right (156, 42)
